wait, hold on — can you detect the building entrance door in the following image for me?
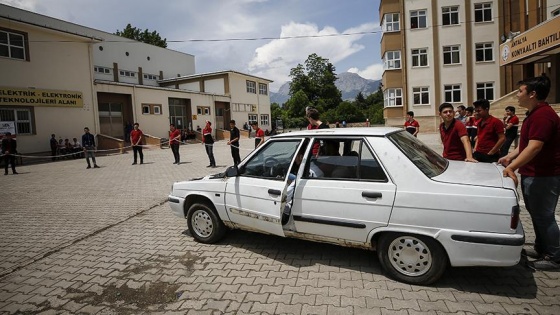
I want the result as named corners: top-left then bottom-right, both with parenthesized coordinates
top-left (214, 102), bottom-right (230, 130)
top-left (99, 102), bottom-right (124, 139)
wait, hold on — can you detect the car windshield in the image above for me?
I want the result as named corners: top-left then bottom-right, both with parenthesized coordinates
top-left (388, 130), bottom-right (448, 178)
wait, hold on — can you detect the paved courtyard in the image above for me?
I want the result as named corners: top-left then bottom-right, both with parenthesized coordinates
top-left (0, 133), bottom-right (559, 314)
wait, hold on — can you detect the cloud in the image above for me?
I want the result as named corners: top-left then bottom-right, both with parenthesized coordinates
top-left (347, 63), bottom-right (384, 81)
top-left (0, 0), bottom-right (38, 10)
top-left (248, 22), bottom-right (377, 90)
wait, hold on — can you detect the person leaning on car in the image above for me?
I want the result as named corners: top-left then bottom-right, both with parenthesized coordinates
top-left (499, 74), bottom-right (560, 271)
top-left (472, 99), bottom-right (505, 163)
top-left (438, 103), bottom-right (477, 163)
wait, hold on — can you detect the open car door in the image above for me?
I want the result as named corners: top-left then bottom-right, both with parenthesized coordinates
top-left (224, 139), bottom-right (302, 237)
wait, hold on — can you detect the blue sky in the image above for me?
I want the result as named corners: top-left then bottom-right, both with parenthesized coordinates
top-left (2, 0), bottom-right (383, 91)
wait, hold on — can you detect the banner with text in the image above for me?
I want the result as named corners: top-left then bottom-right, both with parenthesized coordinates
top-left (500, 16), bottom-right (560, 66)
top-left (0, 87), bottom-right (83, 107)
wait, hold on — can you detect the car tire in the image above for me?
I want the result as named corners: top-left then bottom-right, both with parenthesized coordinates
top-left (377, 233), bottom-right (447, 285)
top-left (186, 203), bottom-right (226, 244)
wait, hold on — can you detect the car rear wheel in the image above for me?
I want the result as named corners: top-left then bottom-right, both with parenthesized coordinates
top-left (186, 203), bottom-right (226, 244)
top-left (377, 233), bottom-right (447, 285)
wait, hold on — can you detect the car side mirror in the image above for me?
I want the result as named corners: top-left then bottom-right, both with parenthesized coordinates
top-left (225, 166), bottom-right (239, 177)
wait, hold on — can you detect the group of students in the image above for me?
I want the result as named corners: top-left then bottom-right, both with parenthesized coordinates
top-left (402, 98), bottom-right (520, 164)
top-left (438, 75), bottom-right (560, 270)
top-left (49, 134), bottom-right (84, 160)
top-left (437, 99), bottom-right (520, 164)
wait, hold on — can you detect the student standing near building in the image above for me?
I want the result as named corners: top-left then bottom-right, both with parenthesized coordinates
top-left (227, 120), bottom-right (241, 166)
top-left (500, 75), bottom-right (560, 270)
top-left (202, 121), bottom-right (216, 168)
top-left (50, 134), bottom-right (58, 161)
top-left (1, 132), bottom-right (18, 175)
top-left (130, 123), bottom-right (144, 165)
top-left (169, 124), bottom-right (181, 165)
top-left (438, 103), bottom-right (477, 162)
top-left (81, 127), bottom-right (99, 169)
top-left (251, 121), bottom-right (265, 149)
top-left (404, 111), bottom-right (419, 137)
top-left (472, 99), bottom-right (505, 163)
top-left (465, 107), bottom-right (477, 147)
top-left (500, 106), bottom-right (520, 157)
top-left (455, 105), bottom-right (467, 124)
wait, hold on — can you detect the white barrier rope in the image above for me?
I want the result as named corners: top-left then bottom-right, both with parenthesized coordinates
top-left (1, 138), bottom-right (258, 159)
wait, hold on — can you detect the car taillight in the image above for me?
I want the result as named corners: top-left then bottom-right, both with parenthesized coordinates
top-left (510, 205), bottom-right (520, 229)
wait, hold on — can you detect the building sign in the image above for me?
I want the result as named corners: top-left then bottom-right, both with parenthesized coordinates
top-left (0, 87), bottom-right (83, 107)
top-left (500, 16), bottom-right (560, 66)
top-left (0, 121), bottom-right (16, 135)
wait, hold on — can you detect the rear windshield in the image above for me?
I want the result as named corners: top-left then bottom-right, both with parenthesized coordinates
top-left (388, 130), bottom-right (448, 178)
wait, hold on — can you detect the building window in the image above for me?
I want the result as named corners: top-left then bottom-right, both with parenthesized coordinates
top-left (444, 85), bottom-right (462, 103)
top-left (248, 114), bottom-right (258, 124)
top-left (197, 106), bottom-right (211, 115)
top-left (260, 114), bottom-right (269, 126)
top-left (94, 66), bottom-right (111, 74)
top-left (232, 103), bottom-right (254, 112)
top-left (383, 51), bottom-right (401, 70)
top-left (474, 3), bottom-right (492, 22)
top-left (142, 104), bottom-right (162, 115)
top-left (411, 48), bottom-right (428, 67)
top-left (0, 28), bottom-right (27, 60)
top-left (553, 8), bottom-right (560, 17)
top-left (382, 13), bottom-right (400, 32)
top-left (119, 70), bottom-right (136, 78)
top-left (384, 88), bottom-right (403, 107)
top-left (246, 81), bottom-right (256, 94)
top-left (410, 10), bottom-right (427, 29)
top-left (259, 83), bottom-right (268, 95)
top-left (412, 87), bottom-right (430, 105)
top-left (143, 74), bottom-right (159, 80)
top-left (443, 45), bottom-right (461, 65)
top-left (442, 6), bottom-right (459, 26)
top-left (476, 82), bottom-right (494, 101)
top-left (0, 108), bottom-right (33, 134)
top-left (475, 42), bottom-right (494, 62)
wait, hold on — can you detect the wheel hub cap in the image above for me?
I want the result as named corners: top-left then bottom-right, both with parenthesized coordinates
top-left (388, 236), bottom-right (432, 277)
top-left (192, 210), bottom-right (213, 238)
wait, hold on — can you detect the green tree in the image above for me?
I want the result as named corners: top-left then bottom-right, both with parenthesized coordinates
top-left (115, 24), bottom-right (167, 48)
top-left (288, 53), bottom-right (342, 113)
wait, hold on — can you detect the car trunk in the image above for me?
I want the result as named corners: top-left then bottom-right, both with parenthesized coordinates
top-left (432, 160), bottom-right (515, 190)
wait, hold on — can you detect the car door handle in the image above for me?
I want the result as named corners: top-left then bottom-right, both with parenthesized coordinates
top-left (268, 189), bottom-right (281, 196)
top-left (362, 191), bottom-right (382, 199)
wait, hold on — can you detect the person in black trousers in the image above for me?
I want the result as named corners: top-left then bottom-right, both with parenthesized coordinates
top-left (227, 120), bottom-right (241, 166)
top-left (1, 132), bottom-right (18, 175)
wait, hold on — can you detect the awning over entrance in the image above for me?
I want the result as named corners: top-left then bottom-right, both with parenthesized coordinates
top-left (500, 16), bottom-right (560, 66)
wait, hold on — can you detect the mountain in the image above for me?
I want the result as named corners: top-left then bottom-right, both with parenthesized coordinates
top-left (270, 72), bottom-right (381, 105)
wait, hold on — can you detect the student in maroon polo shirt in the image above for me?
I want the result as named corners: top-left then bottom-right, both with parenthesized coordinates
top-left (499, 75), bottom-right (560, 270)
top-left (438, 103), bottom-right (477, 162)
top-left (404, 111), bottom-right (419, 137)
top-left (500, 106), bottom-right (520, 157)
top-left (472, 99), bottom-right (505, 163)
top-left (130, 123), bottom-right (144, 165)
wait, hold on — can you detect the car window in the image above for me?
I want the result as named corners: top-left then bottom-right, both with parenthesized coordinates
top-left (240, 140), bottom-right (301, 180)
top-left (303, 138), bottom-right (388, 181)
top-left (388, 130), bottom-right (448, 177)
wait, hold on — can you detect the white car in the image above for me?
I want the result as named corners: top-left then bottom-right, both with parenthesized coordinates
top-left (169, 128), bottom-right (524, 284)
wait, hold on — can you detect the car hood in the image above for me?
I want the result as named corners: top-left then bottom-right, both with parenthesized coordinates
top-left (432, 160), bottom-right (513, 189)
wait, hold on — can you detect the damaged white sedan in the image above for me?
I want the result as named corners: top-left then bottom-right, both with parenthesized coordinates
top-left (169, 128), bottom-right (524, 284)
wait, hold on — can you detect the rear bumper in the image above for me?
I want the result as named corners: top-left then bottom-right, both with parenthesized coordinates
top-left (439, 223), bottom-right (524, 267)
top-left (168, 195), bottom-right (186, 218)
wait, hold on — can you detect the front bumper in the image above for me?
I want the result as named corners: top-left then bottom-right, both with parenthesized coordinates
top-left (168, 195), bottom-right (186, 218)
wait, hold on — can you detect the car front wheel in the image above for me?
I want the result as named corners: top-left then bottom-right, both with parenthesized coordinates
top-left (377, 233), bottom-right (447, 285)
top-left (186, 203), bottom-right (226, 244)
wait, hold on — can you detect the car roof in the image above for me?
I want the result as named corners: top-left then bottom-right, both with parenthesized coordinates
top-left (272, 127), bottom-right (403, 139)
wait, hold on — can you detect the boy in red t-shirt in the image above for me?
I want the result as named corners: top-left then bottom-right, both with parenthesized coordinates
top-left (404, 111), bottom-right (419, 137)
top-left (473, 99), bottom-right (505, 163)
top-left (438, 103), bottom-right (476, 162)
top-left (251, 121), bottom-right (265, 149)
top-left (130, 123), bottom-right (144, 165)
